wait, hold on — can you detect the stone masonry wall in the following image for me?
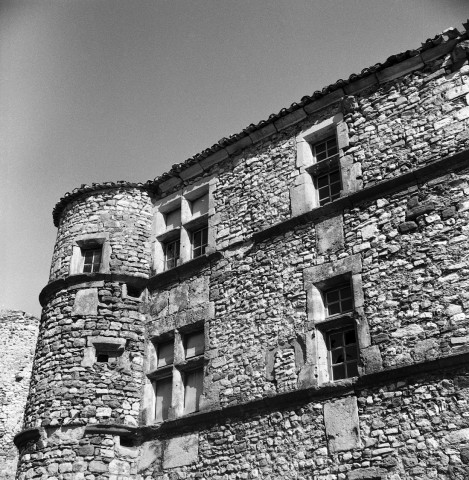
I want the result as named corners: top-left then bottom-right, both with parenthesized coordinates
top-left (24, 282), bottom-right (146, 429)
top-left (137, 365), bottom-right (469, 479)
top-left (0, 310), bottom-right (38, 480)
top-left (49, 187), bottom-right (153, 282)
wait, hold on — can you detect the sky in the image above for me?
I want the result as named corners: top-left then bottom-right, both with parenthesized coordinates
top-left (1, 0), bottom-right (468, 317)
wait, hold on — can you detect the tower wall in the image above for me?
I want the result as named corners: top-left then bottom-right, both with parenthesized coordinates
top-left (16, 187), bottom-right (153, 479)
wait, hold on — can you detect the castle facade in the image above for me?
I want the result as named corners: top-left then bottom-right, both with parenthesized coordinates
top-left (15, 22), bottom-right (469, 480)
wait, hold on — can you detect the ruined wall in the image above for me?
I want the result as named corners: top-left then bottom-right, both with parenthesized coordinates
top-left (0, 310), bottom-right (38, 480)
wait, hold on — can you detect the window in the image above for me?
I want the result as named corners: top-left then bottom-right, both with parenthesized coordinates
top-left (184, 368), bottom-right (203, 414)
top-left (153, 177), bottom-right (215, 274)
top-left (154, 376), bottom-right (172, 422)
top-left (192, 226), bottom-right (208, 259)
top-left (70, 233), bottom-right (110, 276)
top-left (322, 283), bottom-right (357, 380)
top-left (311, 136), bottom-right (341, 207)
top-left (164, 239), bottom-right (180, 270)
top-left (313, 136), bottom-right (338, 163)
top-left (324, 284), bottom-right (353, 316)
top-left (147, 327), bottom-right (205, 422)
top-left (152, 338), bottom-right (174, 422)
top-left (327, 327), bottom-right (358, 380)
top-left (82, 247), bottom-right (102, 273)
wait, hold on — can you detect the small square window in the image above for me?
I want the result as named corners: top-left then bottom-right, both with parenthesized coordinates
top-left (313, 136), bottom-right (338, 163)
top-left (324, 284), bottom-right (353, 317)
top-left (82, 247), bottom-right (102, 273)
top-left (327, 327), bottom-right (358, 380)
top-left (184, 331), bottom-right (205, 359)
top-left (154, 376), bottom-right (172, 422)
top-left (164, 239), bottom-right (180, 270)
top-left (184, 368), bottom-right (203, 414)
top-left (192, 226), bottom-right (208, 259)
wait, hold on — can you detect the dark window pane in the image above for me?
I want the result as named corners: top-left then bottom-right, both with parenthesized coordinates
top-left (154, 377), bottom-right (172, 422)
top-left (328, 303), bottom-right (341, 316)
top-left (346, 361), bottom-right (358, 378)
top-left (326, 290), bottom-right (339, 303)
top-left (317, 175), bottom-right (329, 188)
top-left (329, 332), bottom-right (343, 349)
top-left (329, 171), bottom-right (341, 183)
top-left (157, 341), bottom-right (174, 367)
top-left (341, 298), bottom-right (354, 312)
top-left (345, 346), bottom-right (358, 362)
top-left (344, 330), bottom-right (356, 345)
top-left (192, 227), bottom-right (208, 258)
top-left (332, 364), bottom-right (346, 380)
top-left (331, 349), bottom-right (344, 364)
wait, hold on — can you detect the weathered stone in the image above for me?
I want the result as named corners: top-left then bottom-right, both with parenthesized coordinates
top-left (398, 221), bottom-right (418, 233)
top-left (323, 397), bottom-right (361, 453)
top-left (347, 467), bottom-right (387, 480)
top-left (163, 433), bottom-right (199, 469)
top-left (316, 215), bottom-right (344, 254)
top-left (72, 288), bottom-right (98, 316)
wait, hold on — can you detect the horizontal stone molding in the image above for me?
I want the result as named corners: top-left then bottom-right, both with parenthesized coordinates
top-left (39, 272), bottom-right (149, 307)
top-left (254, 147), bottom-right (469, 243)
top-left (147, 252), bottom-right (223, 290)
top-left (15, 351), bottom-right (469, 451)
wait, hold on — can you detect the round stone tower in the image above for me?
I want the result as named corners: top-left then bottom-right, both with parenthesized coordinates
top-left (15, 183), bottom-right (154, 479)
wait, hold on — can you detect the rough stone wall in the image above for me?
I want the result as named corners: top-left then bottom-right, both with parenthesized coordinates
top-left (0, 310), bottom-right (38, 480)
top-left (24, 282), bottom-right (146, 429)
top-left (138, 366), bottom-right (469, 479)
top-left (347, 64), bottom-right (469, 186)
top-left (49, 187), bottom-right (153, 281)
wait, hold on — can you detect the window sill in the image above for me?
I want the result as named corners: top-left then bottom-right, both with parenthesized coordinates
top-left (149, 251), bottom-right (222, 289)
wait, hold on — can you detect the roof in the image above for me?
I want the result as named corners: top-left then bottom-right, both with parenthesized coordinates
top-left (52, 21), bottom-right (469, 227)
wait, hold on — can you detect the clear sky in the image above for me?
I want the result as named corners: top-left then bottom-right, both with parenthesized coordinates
top-left (1, 0), bottom-right (468, 317)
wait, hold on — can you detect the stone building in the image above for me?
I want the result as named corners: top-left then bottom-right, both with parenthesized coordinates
top-left (14, 22), bottom-right (469, 480)
top-left (0, 310), bottom-right (38, 479)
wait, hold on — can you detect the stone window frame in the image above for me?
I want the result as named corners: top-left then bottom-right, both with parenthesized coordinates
top-left (81, 336), bottom-right (126, 368)
top-left (146, 322), bottom-right (206, 423)
top-left (70, 233), bottom-right (111, 275)
top-left (153, 176), bottom-right (216, 275)
top-left (304, 254), bottom-right (371, 385)
top-left (291, 112), bottom-right (361, 216)
top-left (121, 283), bottom-right (145, 302)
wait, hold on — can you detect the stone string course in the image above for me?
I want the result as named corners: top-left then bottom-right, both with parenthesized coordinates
top-left (12, 24), bottom-right (469, 480)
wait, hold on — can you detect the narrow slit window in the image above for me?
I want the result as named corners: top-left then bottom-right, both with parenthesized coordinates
top-left (192, 226), bottom-right (208, 259)
top-left (82, 247), bottom-right (102, 273)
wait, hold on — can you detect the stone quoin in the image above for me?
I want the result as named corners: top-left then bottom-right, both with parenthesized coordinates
top-left (12, 20), bottom-right (469, 480)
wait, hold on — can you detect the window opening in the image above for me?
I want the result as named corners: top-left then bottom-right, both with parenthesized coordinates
top-left (96, 353), bottom-right (109, 363)
top-left (157, 340), bottom-right (174, 368)
top-left (164, 239), bottom-right (180, 270)
top-left (126, 285), bottom-right (142, 298)
top-left (82, 247), bottom-right (102, 273)
top-left (184, 368), bottom-right (203, 414)
top-left (154, 376), bottom-right (172, 422)
top-left (327, 327), bottom-right (358, 380)
top-left (325, 284), bottom-right (353, 316)
top-left (184, 331), bottom-right (205, 359)
top-left (313, 136), bottom-right (338, 162)
top-left (192, 226), bottom-right (208, 258)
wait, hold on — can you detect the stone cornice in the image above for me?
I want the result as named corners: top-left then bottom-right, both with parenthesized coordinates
top-left (39, 272), bottom-right (149, 307)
